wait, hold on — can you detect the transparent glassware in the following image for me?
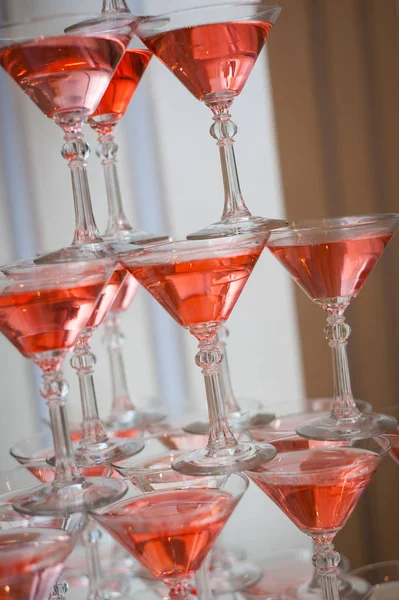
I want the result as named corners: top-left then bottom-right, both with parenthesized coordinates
top-left (0, 12), bottom-right (136, 265)
top-left (184, 326), bottom-right (275, 435)
top-left (122, 233), bottom-right (277, 475)
top-left (310, 398), bottom-right (372, 414)
top-left (0, 466), bottom-right (86, 600)
top-left (247, 435), bottom-right (391, 600)
top-left (267, 214), bottom-right (399, 441)
top-left (137, 2), bottom-right (287, 240)
top-left (375, 405), bottom-right (399, 467)
top-left (97, 452), bottom-right (248, 600)
top-left (0, 260), bottom-right (128, 516)
top-left (9, 433), bottom-right (128, 600)
top-left (350, 561), bottom-right (399, 600)
top-left (69, 266), bottom-right (144, 467)
top-left (87, 38), bottom-right (169, 434)
top-left (144, 424), bottom-right (262, 594)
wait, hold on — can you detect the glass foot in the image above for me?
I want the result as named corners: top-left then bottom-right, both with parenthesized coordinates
top-left (104, 410), bottom-right (166, 437)
top-left (103, 229), bottom-right (170, 246)
top-left (186, 215), bottom-right (287, 240)
top-left (171, 442), bottom-right (276, 476)
top-left (75, 438), bottom-right (144, 466)
top-left (296, 412), bottom-right (397, 441)
top-left (12, 476), bottom-right (127, 516)
top-left (209, 546), bottom-right (261, 593)
top-left (184, 411), bottom-right (275, 435)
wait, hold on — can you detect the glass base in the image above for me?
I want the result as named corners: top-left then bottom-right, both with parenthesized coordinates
top-left (171, 441), bottom-right (276, 476)
top-left (33, 241), bottom-right (132, 265)
top-left (184, 411), bottom-right (275, 435)
top-left (75, 438), bottom-right (144, 466)
top-left (208, 547), bottom-right (261, 593)
top-left (12, 476), bottom-right (127, 516)
top-left (104, 410), bottom-right (166, 436)
top-left (283, 574), bottom-right (371, 600)
top-left (186, 215), bottom-right (287, 240)
top-left (103, 229), bottom-right (170, 246)
top-left (296, 411), bottom-right (397, 441)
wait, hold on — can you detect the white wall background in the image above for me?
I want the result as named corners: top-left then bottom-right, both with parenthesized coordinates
top-left (0, 0), bottom-right (309, 560)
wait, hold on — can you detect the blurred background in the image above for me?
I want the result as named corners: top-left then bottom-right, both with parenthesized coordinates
top-left (0, 0), bottom-right (397, 571)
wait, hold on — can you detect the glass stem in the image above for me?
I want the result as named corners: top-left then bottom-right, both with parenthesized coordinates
top-left (324, 309), bottom-right (361, 420)
top-left (207, 100), bottom-right (251, 220)
top-left (51, 574), bottom-right (69, 600)
top-left (166, 578), bottom-right (191, 600)
top-left (83, 526), bottom-right (110, 600)
top-left (217, 327), bottom-right (241, 415)
top-left (312, 538), bottom-right (341, 600)
top-left (192, 326), bottom-right (238, 454)
top-left (195, 559), bottom-right (212, 600)
top-left (70, 330), bottom-right (110, 450)
top-left (57, 115), bottom-right (103, 246)
top-left (96, 126), bottom-right (133, 237)
top-left (102, 0), bottom-right (130, 13)
top-left (103, 312), bottom-right (136, 417)
top-left (36, 353), bottom-right (81, 482)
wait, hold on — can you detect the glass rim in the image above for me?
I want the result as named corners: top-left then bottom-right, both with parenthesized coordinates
top-left (267, 213), bottom-right (399, 238)
top-left (112, 450), bottom-right (183, 475)
top-left (247, 435), bottom-right (391, 478)
top-left (122, 232), bottom-right (266, 266)
top-left (95, 471), bottom-right (249, 508)
top-left (138, 1), bottom-right (282, 28)
top-left (0, 12), bottom-right (136, 40)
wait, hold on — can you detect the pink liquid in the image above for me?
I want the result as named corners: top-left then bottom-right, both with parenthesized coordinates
top-left (90, 48), bottom-right (152, 124)
top-left (268, 234), bottom-right (393, 302)
top-left (0, 528), bottom-right (73, 600)
top-left (249, 445), bottom-right (379, 535)
top-left (128, 250), bottom-right (262, 331)
top-left (97, 488), bottom-right (234, 580)
top-left (0, 36), bottom-right (125, 118)
top-left (0, 278), bottom-right (106, 357)
top-left (109, 274), bottom-right (139, 313)
top-left (143, 21), bottom-right (272, 101)
top-left (86, 268), bottom-right (126, 329)
top-left (157, 432), bottom-right (208, 451)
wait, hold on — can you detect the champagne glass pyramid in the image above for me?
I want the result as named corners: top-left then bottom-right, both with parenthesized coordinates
top-left (94, 453), bottom-right (248, 600)
top-left (88, 43), bottom-right (168, 433)
top-left (247, 435), bottom-right (390, 600)
top-left (267, 214), bottom-right (399, 441)
top-left (0, 12), bottom-right (135, 264)
top-left (123, 233), bottom-right (277, 475)
top-left (0, 260), bottom-right (128, 516)
top-left (137, 2), bottom-right (287, 240)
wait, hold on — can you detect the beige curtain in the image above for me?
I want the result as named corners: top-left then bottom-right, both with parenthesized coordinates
top-left (268, 0), bottom-right (399, 567)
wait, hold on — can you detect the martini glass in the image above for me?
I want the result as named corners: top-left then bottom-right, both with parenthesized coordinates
top-left (87, 42), bottom-right (169, 435)
top-left (0, 13), bottom-right (136, 264)
top-left (0, 465), bottom-right (86, 600)
top-left (137, 2), bottom-right (287, 240)
top-left (113, 448), bottom-right (261, 595)
top-left (267, 214), bottom-right (399, 441)
top-left (9, 434), bottom-right (128, 600)
top-left (247, 435), bottom-right (390, 600)
top-left (0, 467), bottom-right (85, 600)
top-left (69, 266), bottom-right (144, 466)
top-left (94, 455), bottom-right (248, 600)
top-left (0, 260), bottom-right (128, 516)
top-left (122, 234), bottom-right (277, 475)
top-left (184, 326), bottom-right (275, 435)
